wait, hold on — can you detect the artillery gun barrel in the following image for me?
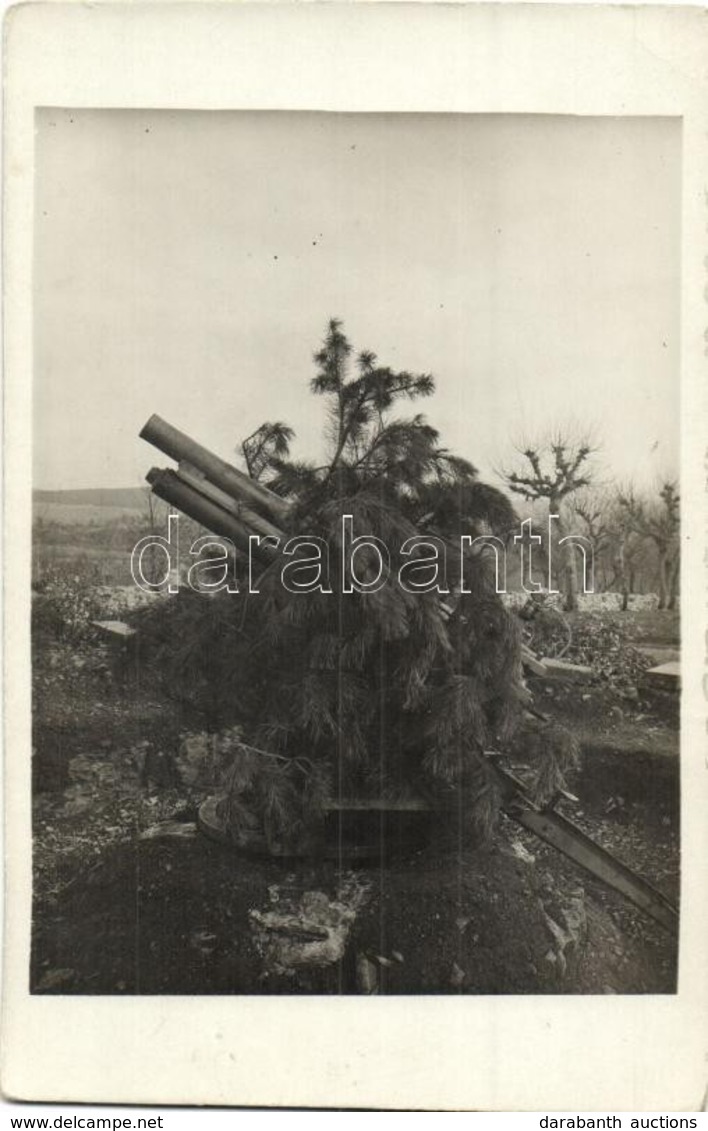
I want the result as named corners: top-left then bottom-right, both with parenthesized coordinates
top-left (175, 464), bottom-right (283, 542)
top-left (140, 414), bottom-right (290, 525)
top-left (146, 468), bottom-right (280, 564)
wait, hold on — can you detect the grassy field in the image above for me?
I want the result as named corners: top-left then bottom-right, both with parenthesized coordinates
top-left (34, 486), bottom-right (148, 509)
top-left (34, 501), bottom-right (145, 525)
top-left (32, 489), bottom-right (174, 585)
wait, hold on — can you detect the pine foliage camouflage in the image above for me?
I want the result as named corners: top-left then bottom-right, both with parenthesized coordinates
top-left (141, 320), bottom-right (577, 847)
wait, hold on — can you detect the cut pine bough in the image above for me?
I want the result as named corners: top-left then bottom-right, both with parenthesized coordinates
top-left (141, 415), bottom-right (678, 936)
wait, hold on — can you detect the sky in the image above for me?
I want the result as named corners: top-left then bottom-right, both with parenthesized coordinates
top-left (34, 110), bottom-right (681, 493)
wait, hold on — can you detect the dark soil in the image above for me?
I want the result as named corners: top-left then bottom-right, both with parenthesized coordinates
top-left (30, 809), bottom-right (677, 996)
top-left (30, 608), bottom-right (680, 997)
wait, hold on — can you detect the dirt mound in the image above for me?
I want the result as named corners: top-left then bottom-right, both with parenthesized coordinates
top-left (31, 822), bottom-right (676, 996)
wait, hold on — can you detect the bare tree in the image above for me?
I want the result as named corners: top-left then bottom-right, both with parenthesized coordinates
top-left (571, 486), bottom-right (648, 605)
top-left (141, 488), bottom-right (162, 586)
top-left (616, 480), bottom-right (680, 610)
top-left (502, 430), bottom-right (598, 610)
top-left (571, 489), bottom-right (614, 589)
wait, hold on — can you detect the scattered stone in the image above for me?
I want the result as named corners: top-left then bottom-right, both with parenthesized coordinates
top-left (35, 967), bottom-right (75, 991)
top-left (176, 727), bottom-right (241, 790)
top-left (249, 876), bottom-right (370, 977)
top-left (450, 962), bottom-right (466, 988)
top-left (62, 794), bottom-right (92, 816)
top-left (604, 796), bottom-right (626, 814)
top-left (392, 951), bottom-right (404, 964)
top-left (455, 916), bottom-right (471, 933)
top-left (94, 585), bottom-right (162, 615)
top-left (301, 891), bottom-right (332, 918)
top-left (139, 820), bottom-right (197, 841)
top-left (251, 914), bottom-right (329, 942)
top-left (508, 838), bottom-right (536, 865)
top-left (356, 953), bottom-right (379, 994)
top-left (190, 929), bottom-right (218, 954)
top-left (543, 890), bottom-right (587, 977)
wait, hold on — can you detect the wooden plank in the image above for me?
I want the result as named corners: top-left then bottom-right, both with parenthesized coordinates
top-left (510, 805), bottom-right (678, 932)
top-left (646, 661), bottom-right (680, 687)
top-left (91, 620), bottom-right (136, 639)
top-left (487, 761), bottom-right (678, 932)
top-left (197, 761), bottom-right (678, 932)
top-left (521, 645), bottom-right (549, 677)
top-left (540, 657), bottom-right (593, 683)
top-left (323, 796), bottom-right (432, 813)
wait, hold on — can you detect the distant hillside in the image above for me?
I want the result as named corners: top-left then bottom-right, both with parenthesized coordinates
top-left (33, 487), bottom-right (154, 527)
top-left (34, 487), bottom-right (149, 509)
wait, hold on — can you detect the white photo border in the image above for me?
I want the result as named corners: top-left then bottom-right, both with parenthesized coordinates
top-left (3, 1), bottom-right (707, 1110)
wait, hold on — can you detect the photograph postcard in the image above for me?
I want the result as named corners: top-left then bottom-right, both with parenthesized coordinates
top-left (2, 0), bottom-right (707, 1111)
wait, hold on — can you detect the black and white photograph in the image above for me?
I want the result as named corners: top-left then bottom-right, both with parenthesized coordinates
top-left (29, 108), bottom-right (681, 996)
top-left (3, 1), bottom-right (707, 1111)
